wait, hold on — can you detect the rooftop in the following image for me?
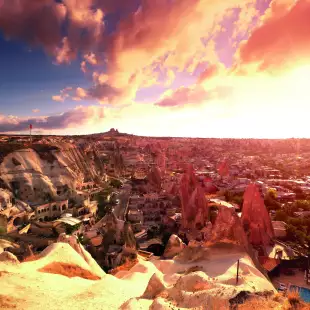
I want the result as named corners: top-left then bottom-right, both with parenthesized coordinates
top-left (54, 217), bottom-right (81, 226)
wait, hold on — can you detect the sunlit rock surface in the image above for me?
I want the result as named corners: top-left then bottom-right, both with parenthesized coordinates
top-left (241, 184), bottom-right (275, 247)
top-left (179, 165), bottom-right (208, 229)
top-left (163, 234), bottom-right (186, 259)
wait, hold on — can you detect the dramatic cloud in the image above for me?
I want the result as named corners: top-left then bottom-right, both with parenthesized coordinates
top-left (0, 0), bottom-right (104, 61)
top-left (155, 86), bottom-right (210, 108)
top-left (197, 63), bottom-right (227, 84)
top-left (0, 106), bottom-right (104, 133)
top-left (0, 0), bottom-right (258, 105)
top-left (237, 0), bottom-right (310, 72)
top-left (0, 0), bottom-right (67, 54)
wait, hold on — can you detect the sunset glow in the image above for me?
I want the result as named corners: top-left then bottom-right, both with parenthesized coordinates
top-left (0, 0), bottom-right (309, 137)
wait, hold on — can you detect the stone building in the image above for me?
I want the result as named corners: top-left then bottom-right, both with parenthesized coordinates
top-left (34, 200), bottom-right (69, 222)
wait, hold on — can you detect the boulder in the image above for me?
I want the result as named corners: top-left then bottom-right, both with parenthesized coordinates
top-left (163, 234), bottom-right (186, 259)
top-left (142, 273), bottom-right (166, 299)
top-left (0, 251), bottom-right (19, 264)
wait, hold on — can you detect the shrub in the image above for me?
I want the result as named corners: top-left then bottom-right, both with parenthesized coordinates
top-left (287, 290), bottom-right (301, 307)
top-left (0, 226), bottom-right (6, 234)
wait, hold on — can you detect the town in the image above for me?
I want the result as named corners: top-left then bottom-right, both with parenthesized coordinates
top-left (0, 129), bottom-right (310, 305)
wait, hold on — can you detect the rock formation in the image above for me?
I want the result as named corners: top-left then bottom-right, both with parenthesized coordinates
top-left (207, 206), bottom-right (251, 252)
top-left (163, 234), bottom-right (186, 259)
top-left (0, 142), bottom-right (102, 204)
top-left (122, 221), bottom-right (137, 250)
top-left (142, 273), bottom-right (166, 299)
top-left (179, 165), bottom-right (208, 229)
top-left (241, 184), bottom-right (275, 247)
top-left (147, 166), bottom-right (162, 191)
top-left (57, 233), bottom-right (105, 277)
top-left (0, 251), bottom-right (19, 264)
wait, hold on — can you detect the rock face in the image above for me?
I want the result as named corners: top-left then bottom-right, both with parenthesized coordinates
top-left (57, 233), bottom-right (105, 277)
top-left (179, 165), bottom-right (208, 229)
top-left (142, 273), bottom-right (166, 299)
top-left (0, 143), bottom-right (103, 204)
top-left (0, 251), bottom-right (19, 264)
top-left (207, 206), bottom-right (250, 252)
top-left (241, 184), bottom-right (275, 247)
top-left (163, 234), bottom-right (186, 259)
top-left (147, 166), bottom-right (162, 191)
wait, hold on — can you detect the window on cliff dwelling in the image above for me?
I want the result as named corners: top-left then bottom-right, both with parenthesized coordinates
top-left (52, 205), bottom-right (57, 211)
top-left (243, 220), bottom-right (250, 233)
top-left (62, 205), bottom-right (66, 211)
top-left (209, 206), bottom-right (219, 225)
top-left (196, 222), bottom-right (203, 230)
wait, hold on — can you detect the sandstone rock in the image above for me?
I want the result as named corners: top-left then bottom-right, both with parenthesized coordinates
top-left (174, 245), bottom-right (210, 263)
top-left (208, 206), bottom-right (249, 251)
top-left (147, 166), bottom-right (162, 191)
top-left (179, 165), bottom-right (208, 229)
top-left (57, 233), bottom-right (105, 277)
top-left (163, 234), bottom-right (186, 259)
top-left (0, 251), bottom-right (19, 264)
top-left (241, 184), bottom-right (275, 247)
top-left (173, 271), bottom-right (214, 292)
top-left (142, 273), bottom-right (166, 299)
top-left (57, 233), bottom-right (90, 264)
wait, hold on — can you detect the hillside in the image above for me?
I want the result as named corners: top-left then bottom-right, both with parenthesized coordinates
top-left (0, 141), bottom-right (103, 204)
top-left (0, 240), bottom-right (284, 310)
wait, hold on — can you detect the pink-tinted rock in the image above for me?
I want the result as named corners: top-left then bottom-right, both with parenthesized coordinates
top-left (147, 166), bottom-right (162, 191)
top-left (241, 184), bottom-right (275, 247)
top-left (179, 165), bottom-right (208, 229)
top-left (163, 234), bottom-right (186, 259)
top-left (207, 206), bottom-right (250, 251)
top-left (217, 160), bottom-right (229, 177)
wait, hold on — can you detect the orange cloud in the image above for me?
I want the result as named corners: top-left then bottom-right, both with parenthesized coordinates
top-left (155, 86), bottom-right (209, 108)
top-left (197, 63), bottom-right (226, 84)
top-left (84, 53), bottom-right (97, 65)
top-left (0, 0), bottom-right (265, 105)
top-left (238, 0), bottom-right (310, 73)
top-left (52, 95), bottom-right (65, 102)
top-left (89, 0), bottom-right (258, 103)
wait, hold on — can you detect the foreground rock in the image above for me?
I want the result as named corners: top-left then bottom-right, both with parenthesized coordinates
top-left (142, 273), bottom-right (166, 299)
top-left (163, 234), bottom-right (186, 259)
top-left (0, 241), bottom-right (278, 310)
top-left (0, 251), bottom-right (19, 264)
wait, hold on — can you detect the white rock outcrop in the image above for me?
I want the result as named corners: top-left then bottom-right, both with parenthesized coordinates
top-left (163, 234), bottom-right (186, 259)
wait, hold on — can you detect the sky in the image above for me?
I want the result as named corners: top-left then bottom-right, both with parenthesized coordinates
top-left (0, 0), bottom-right (309, 138)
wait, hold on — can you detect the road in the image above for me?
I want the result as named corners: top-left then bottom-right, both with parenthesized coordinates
top-left (113, 189), bottom-right (130, 221)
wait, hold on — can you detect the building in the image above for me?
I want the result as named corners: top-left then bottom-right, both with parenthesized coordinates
top-left (272, 221), bottom-right (287, 239)
top-left (34, 200), bottom-right (69, 221)
top-left (127, 209), bottom-right (143, 223)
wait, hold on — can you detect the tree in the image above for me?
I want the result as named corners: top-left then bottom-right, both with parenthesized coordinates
top-left (0, 226), bottom-right (6, 234)
top-left (275, 210), bottom-right (288, 222)
top-left (110, 179), bottom-right (122, 189)
top-left (267, 188), bottom-right (277, 200)
top-left (161, 232), bottom-right (172, 247)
